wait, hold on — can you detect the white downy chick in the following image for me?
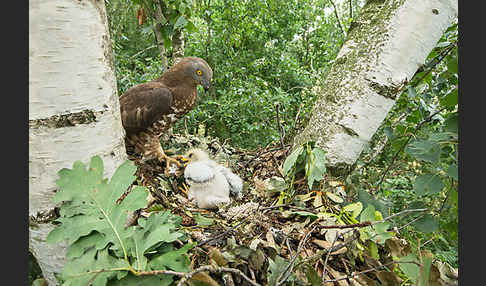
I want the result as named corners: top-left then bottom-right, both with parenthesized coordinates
top-left (183, 148), bottom-right (243, 209)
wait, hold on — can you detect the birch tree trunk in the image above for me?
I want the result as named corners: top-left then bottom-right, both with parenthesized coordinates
top-left (29, 0), bottom-right (127, 284)
top-left (172, 29), bottom-right (185, 64)
top-left (293, 0), bottom-right (458, 175)
top-left (153, 0), bottom-right (169, 71)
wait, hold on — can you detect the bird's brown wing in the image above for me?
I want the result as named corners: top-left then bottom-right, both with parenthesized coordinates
top-left (119, 81), bottom-right (174, 135)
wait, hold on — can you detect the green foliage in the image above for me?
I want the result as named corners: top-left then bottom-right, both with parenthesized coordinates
top-left (281, 142), bottom-right (327, 204)
top-left (359, 205), bottom-right (393, 245)
top-left (104, 0), bottom-right (459, 274)
top-left (106, 0), bottom-right (355, 148)
top-left (283, 142), bottom-right (327, 190)
top-left (267, 255), bottom-right (297, 286)
top-left (351, 21), bottom-right (459, 269)
top-left (47, 156), bottom-right (193, 285)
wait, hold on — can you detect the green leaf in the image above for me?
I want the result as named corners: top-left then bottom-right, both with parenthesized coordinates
top-left (368, 241), bottom-right (380, 260)
top-left (406, 139), bottom-right (441, 163)
top-left (407, 86), bottom-right (417, 99)
top-left (59, 248), bottom-right (130, 286)
top-left (399, 253), bottom-right (420, 283)
top-left (148, 243), bottom-right (195, 272)
top-left (305, 266), bottom-right (321, 286)
top-left (66, 231), bottom-right (105, 259)
top-left (185, 20), bottom-right (197, 32)
top-left (283, 146), bottom-right (304, 176)
top-left (357, 190), bottom-right (390, 215)
top-left (173, 15), bottom-right (188, 30)
top-left (447, 54), bottom-right (458, 74)
top-left (413, 174), bottom-right (444, 195)
top-left (440, 87), bottom-right (458, 108)
top-left (307, 148), bottom-right (327, 190)
top-left (108, 273), bottom-right (172, 286)
top-left (359, 205), bottom-right (392, 244)
top-left (48, 158), bottom-right (148, 253)
top-left (383, 126), bottom-right (395, 140)
top-left (293, 211), bottom-right (318, 219)
top-left (193, 213), bottom-right (215, 227)
top-left (444, 112), bottom-right (458, 133)
top-left (160, 27), bottom-right (172, 49)
top-left (418, 252), bottom-right (434, 286)
top-left (343, 202), bottom-right (363, 218)
top-left (413, 214), bottom-right (439, 233)
top-left (32, 278), bottom-right (47, 286)
top-left (325, 191), bottom-right (343, 203)
top-left (178, 2), bottom-right (186, 14)
top-left (447, 164), bottom-right (458, 180)
top-left (267, 255), bottom-right (293, 286)
top-left (127, 211), bottom-right (185, 264)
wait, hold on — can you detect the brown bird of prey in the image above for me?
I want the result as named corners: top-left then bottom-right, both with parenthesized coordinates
top-left (119, 57), bottom-right (213, 173)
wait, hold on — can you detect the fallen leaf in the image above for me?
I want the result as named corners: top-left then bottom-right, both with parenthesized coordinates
top-left (326, 191), bottom-right (344, 203)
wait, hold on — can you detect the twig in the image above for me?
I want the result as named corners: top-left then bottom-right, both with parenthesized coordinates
top-left (294, 103), bottom-right (304, 125)
top-left (321, 227), bottom-right (342, 280)
top-left (276, 225), bottom-right (318, 286)
top-left (374, 208), bottom-right (428, 225)
top-left (373, 107), bottom-right (447, 193)
top-left (130, 44), bottom-right (157, 59)
top-left (397, 212), bottom-right (426, 231)
top-left (439, 178), bottom-right (455, 215)
top-left (262, 204), bottom-right (319, 214)
top-left (320, 221), bottom-right (372, 229)
top-left (297, 229), bottom-right (358, 267)
top-left (411, 41), bottom-right (457, 86)
top-left (322, 260), bottom-right (421, 283)
top-left (197, 218), bottom-right (248, 248)
top-left (140, 265), bottom-right (261, 286)
top-left (349, 0), bottom-right (352, 19)
top-left (198, 205), bottom-right (261, 247)
top-left (275, 103), bottom-right (285, 148)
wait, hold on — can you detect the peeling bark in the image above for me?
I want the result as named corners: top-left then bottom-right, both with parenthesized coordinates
top-left (293, 0), bottom-right (458, 176)
top-left (29, 0), bottom-right (127, 284)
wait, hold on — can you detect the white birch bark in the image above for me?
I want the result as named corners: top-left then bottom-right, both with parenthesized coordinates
top-left (29, 0), bottom-right (127, 284)
top-left (293, 0), bottom-right (458, 174)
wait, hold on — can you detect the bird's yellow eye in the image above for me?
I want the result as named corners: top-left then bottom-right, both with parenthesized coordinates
top-left (196, 69), bottom-right (203, 76)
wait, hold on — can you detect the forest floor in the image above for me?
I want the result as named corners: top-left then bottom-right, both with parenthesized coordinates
top-left (123, 132), bottom-right (458, 286)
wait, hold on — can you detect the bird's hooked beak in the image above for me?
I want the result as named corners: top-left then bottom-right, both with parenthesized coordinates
top-left (201, 79), bottom-right (211, 92)
top-left (181, 156), bottom-right (190, 167)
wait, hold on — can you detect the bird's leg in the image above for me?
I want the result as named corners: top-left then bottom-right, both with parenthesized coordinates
top-left (178, 182), bottom-right (191, 197)
top-left (153, 141), bottom-right (189, 176)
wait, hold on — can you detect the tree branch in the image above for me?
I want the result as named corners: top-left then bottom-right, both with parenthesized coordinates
top-left (328, 0), bottom-right (346, 38)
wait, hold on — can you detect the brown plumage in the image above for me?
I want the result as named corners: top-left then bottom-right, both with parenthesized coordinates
top-left (119, 57), bottom-right (213, 173)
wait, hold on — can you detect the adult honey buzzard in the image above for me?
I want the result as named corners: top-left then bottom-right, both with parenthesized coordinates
top-left (119, 57), bottom-right (213, 173)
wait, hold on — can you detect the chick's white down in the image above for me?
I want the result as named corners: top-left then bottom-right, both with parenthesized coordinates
top-left (183, 149), bottom-right (243, 209)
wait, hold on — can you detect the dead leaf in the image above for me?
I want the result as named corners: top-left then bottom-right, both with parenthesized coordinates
top-left (265, 230), bottom-right (279, 251)
top-left (254, 177), bottom-right (266, 192)
top-left (312, 239), bottom-right (347, 255)
top-left (375, 270), bottom-right (403, 286)
top-left (385, 237), bottom-right (411, 258)
top-left (326, 266), bottom-right (349, 286)
top-left (349, 274), bottom-right (376, 286)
